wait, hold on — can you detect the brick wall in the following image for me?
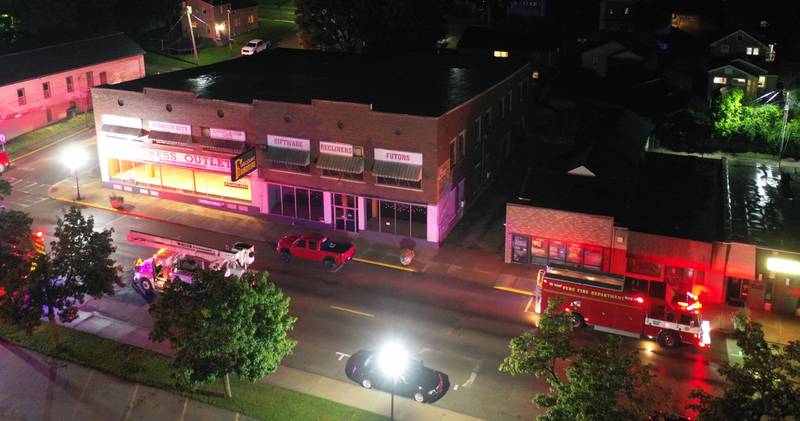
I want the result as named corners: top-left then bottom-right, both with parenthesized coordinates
top-left (505, 203), bottom-right (615, 263)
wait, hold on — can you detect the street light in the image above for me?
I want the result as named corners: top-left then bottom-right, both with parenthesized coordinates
top-left (61, 146), bottom-right (87, 200)
top-left (215, 22), bottom-right (225, 41)
top-left (378, 342), bottom-right (408, 421)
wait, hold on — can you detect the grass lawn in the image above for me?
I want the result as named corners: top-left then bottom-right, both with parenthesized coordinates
top-left (143, 19), bottom-right (297, 75)
top-left (6, 112), bottom-right (94, 158)
top-left (0, 322), bottom-right (383, 421)
top-left (259, 0), bottom-right (295, 21)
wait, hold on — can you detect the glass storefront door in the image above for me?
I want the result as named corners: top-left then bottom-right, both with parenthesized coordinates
top-left (333, 193), bottom-right (358, 232)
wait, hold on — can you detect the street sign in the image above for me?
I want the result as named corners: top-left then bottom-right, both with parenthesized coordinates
top-left (230, 147), bottom-right (257, 182)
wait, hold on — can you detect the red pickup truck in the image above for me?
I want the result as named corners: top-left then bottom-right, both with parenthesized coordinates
top-left (276, 233), bottom-right (356, 271)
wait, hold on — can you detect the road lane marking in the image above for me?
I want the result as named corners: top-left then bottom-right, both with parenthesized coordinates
top-left (336, 352), bottom-right (352, 361)
top-left (352, 257), bottom-right (417, 272)
top-left (493, 285), bottom-right (534, 296)
top-left (461, 372), bottom-right (477, 388)
top-left (330, 305), bottom-right (375, 318)
top-left (69, 369), bottom-right (94, 421)
top-left (178, 398), bottom-right (188, 421)
top-left (122, 384), bottom-right (139, 421)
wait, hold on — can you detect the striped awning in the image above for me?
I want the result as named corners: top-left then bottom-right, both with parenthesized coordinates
top-left (148, 130), bottom-right (191, 145)
top-left (266, 147), bottom-right (310, 166)
top-left (100, 124), bottom-right (143, 139)
top-left (316, 153), bottom-right (364, 174)
top-left (372, 160), bottom-right (422, 182)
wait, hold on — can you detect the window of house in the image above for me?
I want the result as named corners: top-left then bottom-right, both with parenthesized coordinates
top-left (758, 76), bottom-right (766, 88)
top-left (624, 7), bottom-right (630, 14)
top-left (449, 139), bottom-right (457, 168)
top-left (500, 96), bottom-right (506, 119)
top-left (493, 50), bottom-right (509, 58)
top-left (532, 71), bottom-right (540, 79)
top-left (66, 76), bottom-right (74, 93)
top-left (720, 44), bottom-right (729, 54)
top-left (713, 76), bottom-right (727, 84)
top-left (99, 72), bottom-right (107, 84)
top-left (485, 108), bottom-right (492, 128)
top-left (86, 71), bottom-right (94, 87)
top-left (457, 131), bottom-right (466, 158)
top-left (42, 82), bottom-right (51, 99)
top-left (746, 47), bottom-right (753, 55)
top-left (752, 47), bottom-right (759, 55)
top-left (733, 78), bottom-right (746, 84)
top-left (473, 117), bottom-right (482, 147)
top-left (508, 90), bottom-right (513, 112)
top-left (17, 88), bottom-right (25, 106)
top-left (736, 34), bottom-right (743, 41)
top-left (248, 15), bottom-right (255, 24)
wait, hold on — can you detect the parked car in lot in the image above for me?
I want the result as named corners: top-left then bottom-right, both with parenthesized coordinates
top-left (276, 233), bottom-right (355, 271)
top-left (241, 39), bottom-right (270, 55)
top-left (345, 350), bottom-right (450, 403)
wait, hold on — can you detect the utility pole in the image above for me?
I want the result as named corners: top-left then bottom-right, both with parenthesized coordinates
top-left (227, 7), bottom-right (232, 49)
top-left (186, 5), bottom-right (199, 65)
top-left (778, 90), bottom-right (792, 173)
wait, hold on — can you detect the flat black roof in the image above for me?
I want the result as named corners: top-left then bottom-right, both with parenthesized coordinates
top-left (0, 32), bottom-right (144, 86)
top-left (517, 153), bottom-right (724, 243)
top-left (110, 48), bottom-right (528, 117)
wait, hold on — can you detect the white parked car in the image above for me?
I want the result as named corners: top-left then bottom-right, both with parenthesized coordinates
top-left (241, 39), bottom-right (270, 56)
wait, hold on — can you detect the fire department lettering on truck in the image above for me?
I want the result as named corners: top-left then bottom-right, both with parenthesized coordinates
top-left (547, 281), bottom-right (635, 303)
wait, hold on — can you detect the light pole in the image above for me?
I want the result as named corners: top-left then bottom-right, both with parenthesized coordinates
top-left (61, 146), bottom-right (87, 201)
top-left (777, 90), bottom-right (793, 173)
top-left (227, 7), bottom-right (232, 49)
top-left (378, 342), bottom-right (407, 421)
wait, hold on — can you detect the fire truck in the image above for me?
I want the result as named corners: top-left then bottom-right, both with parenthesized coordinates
top-left (128, 230), bottom-right (255, 292)
top-left (535, 265), bottom-right (711, 349)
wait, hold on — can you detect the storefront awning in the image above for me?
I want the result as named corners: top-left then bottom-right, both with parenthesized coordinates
top-left (266, 147), bottom-right (310, 166)
top-left (148, 130), bottom-right (192, 145)
top-left (100, 124), bottom-right (143, 139)
top-left (316, 153), bottom-right (364, 174)
top-left (372, 160), bottom-right (422, 181)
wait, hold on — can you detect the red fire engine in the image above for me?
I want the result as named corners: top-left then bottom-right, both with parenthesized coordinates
top-left (535, 265), bottom-right (711, 349)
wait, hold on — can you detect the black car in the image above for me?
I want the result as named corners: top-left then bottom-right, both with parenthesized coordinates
top-left (345, 350), bottom-right (450, 403)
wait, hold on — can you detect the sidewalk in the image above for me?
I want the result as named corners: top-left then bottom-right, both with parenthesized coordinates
top-left (49, 175), bottom-right (540, 294)
top-left (60, 309), bottom-right (481, 420)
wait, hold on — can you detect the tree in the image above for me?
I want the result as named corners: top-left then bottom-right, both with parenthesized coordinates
top-left (500, 300), bottom-right (665, 420)
top-left (149, 270), bottom-right (297, 398)
top-left (34, 207), bottom-right (118, 344)
top-left (689, 313), bottom-right (800, 420)
top-left (294, 0), bottom-right (451, 52)
top-left (714, 88), bottom-right (745, 139)
top-left (0, 209), bottom-right (39, 333)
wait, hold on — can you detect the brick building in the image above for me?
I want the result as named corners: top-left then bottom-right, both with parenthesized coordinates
top-left (0, 33), bottom-right (144, 141)
top-left (182, 0), bottom-right (259, 44)
top-left (92, 49), bottom-right (531, 244)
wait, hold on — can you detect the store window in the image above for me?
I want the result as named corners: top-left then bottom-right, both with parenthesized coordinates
top-left (376, 176), bottom-right (421, 189)
top-left (161, 166), bottom-right (195, 191)
top-left (626, 256), bottom-right (663, 278)
top-left (512, 234), bottom-right (530, 264)
top-left (364, 198), bottom-right (427, 239)
top-left (566, 243), bottom-right (583, 267)
top-left (531, 237), bottom-right (547, 264)
top-left (584, 245), bottom-right (602, 270)
top-left (267, 184), bottom-right (324, 222)
top-left (548, 241), bottom-right (566, 264)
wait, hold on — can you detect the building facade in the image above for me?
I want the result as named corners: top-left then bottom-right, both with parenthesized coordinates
top-left (92, 49), bottom-right (531, 244)
top-left (182, 0), bottom-right (259, 44)
top-left (0, 33), bottom-right (144, 141)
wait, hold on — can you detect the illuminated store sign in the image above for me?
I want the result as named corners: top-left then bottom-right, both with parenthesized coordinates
top-left (111, 144), bottom-right (230, 172)
top-left (267, 134), bottom-right (310, 150)
top-left (230, 147), bottom-right (257, 182)
top-left (210, 128), bottom-right (246, 142)
top-left (766, 257), bottom-right (800, 275)
top-left (149, 120), bottom-right (191, 135)
top-left (319, 141), bottom-right (353, 157)
top-left (374, 148), bottom-right (423, 165)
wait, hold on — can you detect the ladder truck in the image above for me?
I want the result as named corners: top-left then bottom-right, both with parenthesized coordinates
top-left (127, 230), bottom-right (255, 292)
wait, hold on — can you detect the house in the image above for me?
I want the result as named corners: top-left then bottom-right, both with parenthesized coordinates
top-left (457, 24), bottom-right (561, 69)
top-left (707, 58), bottom-right (778, 100)
top-left (580, 36), bottom-right (655, 79)
top-left (506, 0), bottom-right (546, 18)
top-left (599, 0), bottom-right (636, 32)
top-left (182, 0), bottom-right (259, 45)
top-left (0, 33), bottom-right (145, 141)
top-left (709, 29), bottom-right (775, 61)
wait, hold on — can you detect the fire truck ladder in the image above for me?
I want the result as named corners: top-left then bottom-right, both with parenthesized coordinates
top-left (127, 230), bottom-right (255, 273)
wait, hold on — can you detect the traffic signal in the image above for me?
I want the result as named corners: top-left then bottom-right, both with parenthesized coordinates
top-left (32, 231), bottom-right (46, 255)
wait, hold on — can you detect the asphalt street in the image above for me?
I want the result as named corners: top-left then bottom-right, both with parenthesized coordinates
top-left (1, 133), bottom-right (726, 420)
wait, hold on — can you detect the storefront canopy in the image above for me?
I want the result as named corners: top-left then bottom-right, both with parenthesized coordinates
top-left (148, 130), bottom-right (191, 145)
top-left (266, 147), bottom-right (310, 166)
top-left (372, 160), bottom-right (422, 182)
top-left (100, 124), bottom-right (144, 139)
top-left (316, 153), bottom-right (364, 174)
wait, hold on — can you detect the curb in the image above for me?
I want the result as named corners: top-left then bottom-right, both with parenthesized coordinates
top-left (493, 285), bottom-right (534, 296)
top-left (352, 257), bottom-right (418, 272)
top-left (53, 195), bottom-right (421, 274)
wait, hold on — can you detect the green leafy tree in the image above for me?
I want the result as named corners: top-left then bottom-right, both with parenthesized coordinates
top-left (500, 300), bottom-right (665, 420)
top-left (689, 313), bottom-right (800, 420)
top-left (149, 270), bottom-right (297, 398)
top-left (714, 88), bottom-right (745, 138)
top-left (295, 0), bottom-right (451, 52)
top-left (0, 209), bottom-right (39, 333)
